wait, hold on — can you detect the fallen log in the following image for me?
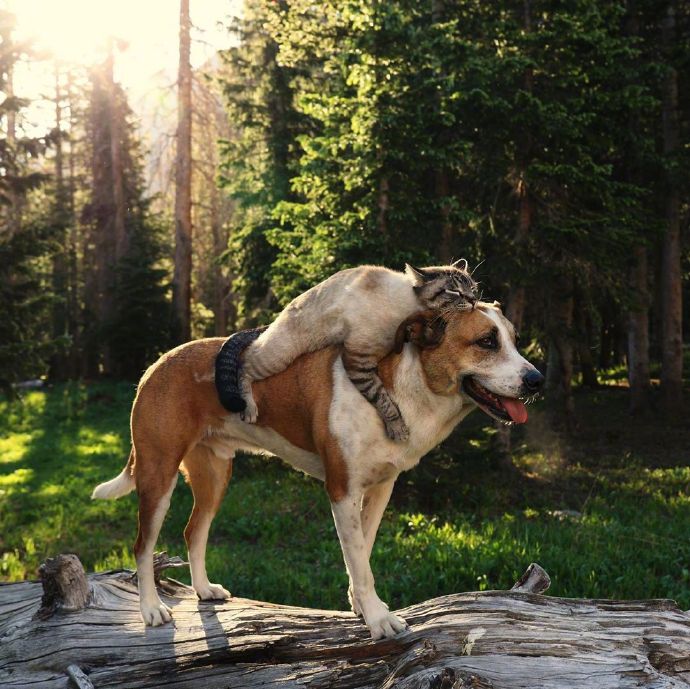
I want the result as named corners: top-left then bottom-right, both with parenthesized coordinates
top-left (1, 554), bottom-right (689, 689)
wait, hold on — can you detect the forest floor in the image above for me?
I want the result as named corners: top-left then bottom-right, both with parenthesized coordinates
top-left (1, 375), bottom-right (689, 611)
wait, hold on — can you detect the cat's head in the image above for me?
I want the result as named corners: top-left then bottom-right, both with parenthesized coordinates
top-left (405, 259), bottom-right (478, 311)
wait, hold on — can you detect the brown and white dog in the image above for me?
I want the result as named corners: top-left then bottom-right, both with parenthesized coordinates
top-left (92, 302), bottom-right (543, 639)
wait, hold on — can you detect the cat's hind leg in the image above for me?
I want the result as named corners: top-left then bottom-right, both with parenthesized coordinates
top-left (343, 349), bottom-right (409, 442)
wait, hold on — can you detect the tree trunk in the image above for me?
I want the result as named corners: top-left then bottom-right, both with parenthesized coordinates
top-left (3, 557), bottom-right (690, 689)
top-left (49, 64), bottom-right (69, 380)
top-left (5, 52), bottom-right (21, 237)
top-left (504, 0), bottom-right (534, 333)
top-left (659, 3), bottom-right (683, 413)
top-left (431, 0), bottom-right (455, 264)
top-left (210, 184), bottom-right (231, 336)
top-left (628, 246), bottom-right (651, 413)
top-left (106, 40), bottom-right (128, 262)
top-left (435, 168), bottom-right (454, 264)
top-left (546, 276), bottom-right (575, 430)
top-left (66, 69), bottom-right (80, 379)
top-left (172, 0), bottom-right (193, 343)
top-left (574, 290), bottom-right (598, 389)
top-left (497, 0), bottom-right (533, 452)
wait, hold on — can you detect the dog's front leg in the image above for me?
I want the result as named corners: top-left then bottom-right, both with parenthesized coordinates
top-left (331, 493), bottom-right (408, 639)
top-left (348, 479), bottom-right (395, 617)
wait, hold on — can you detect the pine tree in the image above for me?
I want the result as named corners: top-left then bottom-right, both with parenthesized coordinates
top-left (218, 0), bottom-right (303, 321)
top-left (82, 52), bottom-right (172, 379)
top-left (0, 9), bottom-right (56, 391)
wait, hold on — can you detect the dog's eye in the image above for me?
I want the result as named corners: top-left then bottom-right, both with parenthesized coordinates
top-left (476, 334), bottom-right (498, 350)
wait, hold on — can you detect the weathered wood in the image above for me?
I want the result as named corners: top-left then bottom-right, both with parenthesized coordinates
top-left (36, 554), bottom-right (90, 619)
top-left (509, 562), bottom-right (550, 594)
top-left (66, 665), bottom-right (94, 689)
top-left (1, 558), bottom-right (690, 689)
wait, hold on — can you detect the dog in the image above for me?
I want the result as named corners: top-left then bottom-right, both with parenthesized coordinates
top-left (92, 302), bottom-right (544, 639)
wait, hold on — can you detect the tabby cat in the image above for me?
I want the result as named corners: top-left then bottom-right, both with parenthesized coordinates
top-left (217, 260), bottom-right (478, 442)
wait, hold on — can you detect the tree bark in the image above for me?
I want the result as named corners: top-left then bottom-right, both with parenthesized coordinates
top-left (431, 0), bottom-right (455, 264)
top-left (66, 69), bottom-right (80, 379)
top-left (628, 246), bottom-right (651, 413)
top-left (659, 3), bottom-right (683, 413)
top-left (3, 557), bottom-right (690, 689)
top-left (504, 0), bottom-right (534, 333)
top-left (574, 289), bottom-right (598, 389)
top-left (106, 40), bottom-right (128, 262)
top-left (172, 0), bottom-right (193, 343)
top-left (546, 275), bottom-right (575, 430)
top-left (50, 63), bottom-right (69, 380)
top-left (5, 58), bottom-right (21, 236)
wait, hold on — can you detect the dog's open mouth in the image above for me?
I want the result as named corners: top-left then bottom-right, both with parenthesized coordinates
top-left (462, 377), bottom-right (528, 425)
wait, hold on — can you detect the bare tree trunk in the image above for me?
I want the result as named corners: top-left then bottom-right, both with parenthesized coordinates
top-left (496, 0), bottom-right (533, 455)
top-left (4, 557), bottom-right (690, 689)
top-left (172, 0), bottom-right (193, 343)
top-left (628, 246), bottom-right (651, 413)
top-left (66, 70), bottom-right (80, 379)
top-left (5, 55), bottom-right (20, 236)
top-left (660, 3), bottom-right (683, 413)
top-left (431, 0), bottom-right (455, 264)
top-left (106, 40), bottom-right (127, 262)
top-left (546, 275), bottom-right (575, 431)
top-left (83, 65), bottom-right (114, 378)
top-left (50, 63), bottom-right (68, 380)
top-left (504, 0), bottom-right (534, 334)
top-left (210, 186), bottom-right (230, 336)
top-left (376, 173), bottom-right (389, 238)
top-left (574, 289), bottom-right (598, 389)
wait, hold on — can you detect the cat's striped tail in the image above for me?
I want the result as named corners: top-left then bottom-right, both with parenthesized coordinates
top-left (214, 326), bottom-right (268, 412)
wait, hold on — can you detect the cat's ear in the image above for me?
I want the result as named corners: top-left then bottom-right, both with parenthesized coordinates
top-left (394, 311), bottom-right (446, 353)
top-left (451, 258), bottom-right (468, 271)
top-left (405, 263), bottom-right (427, 285)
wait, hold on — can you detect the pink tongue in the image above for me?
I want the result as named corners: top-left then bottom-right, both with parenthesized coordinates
top-left (500, 397), bottom-right (528, 424)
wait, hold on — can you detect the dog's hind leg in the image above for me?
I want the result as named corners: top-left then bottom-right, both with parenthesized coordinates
top-left (181, 443), bottom-right (234, 600)
top-left (133, 441), bottom-right (184, 627)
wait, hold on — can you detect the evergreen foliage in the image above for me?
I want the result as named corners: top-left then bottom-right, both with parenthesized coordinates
top-left (217, 0), bottom-right (689, 420)
top-left (0, 10), bottom-right (57, 392)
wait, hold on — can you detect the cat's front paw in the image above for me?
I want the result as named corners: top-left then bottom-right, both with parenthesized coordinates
top-left (385, 417), bottom-right (409, 442)
top-left (240, 397), bottom-right (258, 423)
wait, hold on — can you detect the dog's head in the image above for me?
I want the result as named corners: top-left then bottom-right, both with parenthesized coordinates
top-left (395, 303), bottom-right (544, 424)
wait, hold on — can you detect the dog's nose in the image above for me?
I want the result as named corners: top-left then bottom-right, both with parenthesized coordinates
top-left (522, 369), bottom-right (544, 394)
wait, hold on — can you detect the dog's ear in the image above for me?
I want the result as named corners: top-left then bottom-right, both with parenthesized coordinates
top-left (394, 311), bottom-right (446, 353)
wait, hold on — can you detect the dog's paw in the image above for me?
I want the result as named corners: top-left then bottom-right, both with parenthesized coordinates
top-left (195, 583), bottom-right (232, 601)
top-left (348, 586), bottom-right (363, 617)
top-left (366, 611), bottom-right (408, 640)
top-left (141, 599), bottom-right (173, 627)
top-left (240, 397), bottom-right (258, 424)
top-left (384, 417), bottom-right (409, 443)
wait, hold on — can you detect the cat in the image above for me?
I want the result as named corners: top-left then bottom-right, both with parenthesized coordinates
top-left (216, 260), bottom-right (478, 442)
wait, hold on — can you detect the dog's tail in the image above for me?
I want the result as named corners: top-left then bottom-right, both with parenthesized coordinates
top-left (215, 325), bottom-right (268, 413)
top-left (92, 449), bottom-right (136, 500)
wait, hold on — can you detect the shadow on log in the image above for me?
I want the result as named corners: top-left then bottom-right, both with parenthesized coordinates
top-left (1, 554), bottom-right (690, 688)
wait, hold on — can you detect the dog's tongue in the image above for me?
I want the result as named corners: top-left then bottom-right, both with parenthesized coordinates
top-left (500, 397), bottom-right (528, 424)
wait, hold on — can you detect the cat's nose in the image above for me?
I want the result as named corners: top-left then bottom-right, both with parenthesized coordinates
top-left (522, 369), bottom-right (544, 395)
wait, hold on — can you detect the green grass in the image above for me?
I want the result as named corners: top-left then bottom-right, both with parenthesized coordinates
top-left (1, 380), bottom-right (690, 611)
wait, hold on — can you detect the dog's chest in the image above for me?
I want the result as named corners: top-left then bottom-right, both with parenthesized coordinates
top-left (329, 352), bottom-right (470, 479)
